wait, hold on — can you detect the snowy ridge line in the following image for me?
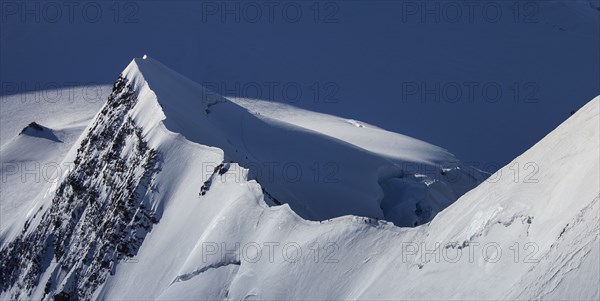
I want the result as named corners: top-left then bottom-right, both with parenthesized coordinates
top-left (2, 56), bottom-right (597, 299)
top-left (125, 56), bottom-right (487, 227)
top-left (229, 96), bottom-right (458, 167)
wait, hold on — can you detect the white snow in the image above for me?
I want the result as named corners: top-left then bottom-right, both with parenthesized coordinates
top-left (121, 57), bottom-right (485, 227)
top-left (98, 59), bottom-right (598, 300)
top-left (1, 57), bottom-right (598, 300)
top-left (0, 87), bottom-right (107, 241)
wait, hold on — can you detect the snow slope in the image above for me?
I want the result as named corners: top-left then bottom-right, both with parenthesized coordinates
top-left (0, 57), bottom-right (481, 299)
top-left (0, 58), bottom-right (597, 300)
top-left (0, 88), bottom-right (107, 242)
top-left (125, 57), bottom-right (486, 227)
top-left (100, 90), bottom-right (599, 300)
top-left (99, 90), bottom-right (598, 300)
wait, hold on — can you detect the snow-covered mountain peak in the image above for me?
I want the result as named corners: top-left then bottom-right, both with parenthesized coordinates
top-left (120, 56), bottom-right (486, 226)
top-left (0, 56), bottom-right (597, 300)
top-left (126, 56), bottom-right (459, 164)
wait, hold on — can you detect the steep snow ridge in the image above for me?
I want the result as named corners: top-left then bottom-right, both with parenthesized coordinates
top-left (99, 59), bottom-right (598, 300)
top-left (0, 55), bottom-right (597, 299)
top-left (427, 97), bottom-right (600, 247)
top-left (104, 92), bottom-right (597, 300)
top-left (228, 98), bottom-right (455, 165)
top-left (122, 56), bottom-right (485, 227)
top-left (358, 97), bottom-right (600, 300)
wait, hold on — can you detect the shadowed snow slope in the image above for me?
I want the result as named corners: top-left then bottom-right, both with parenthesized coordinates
top-left (99, 89), bottom-right (598, 300)
top-left (98, 94), bottom-right (598, 300)
top-left (0, 57), bottom-right (597, 300)
top-left (124, 57), bottom-right (486, 226)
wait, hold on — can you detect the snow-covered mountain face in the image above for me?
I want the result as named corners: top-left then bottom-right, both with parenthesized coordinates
top-left (125, 57), bottom-right (487, 227)
top-left (0, 58), bottom-right (598, 300)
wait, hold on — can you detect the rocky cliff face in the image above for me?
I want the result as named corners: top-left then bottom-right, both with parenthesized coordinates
top-left (1, 76), bottom-right (160, 300)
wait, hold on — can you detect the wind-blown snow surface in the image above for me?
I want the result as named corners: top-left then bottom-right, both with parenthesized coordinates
top-left (0, 88), bottom-right (107, 241)
top-left (99, 89), bottom-right (599, 300)
top-left (1, 58), bottom-right (597, 300)
top-left (122, 57), bottom-right (486, 227)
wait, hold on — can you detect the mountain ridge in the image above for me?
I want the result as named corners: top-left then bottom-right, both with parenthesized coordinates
top-left (0, 58), bottom-right (597, 300)
top-left (123, 56), bottom-right (486, 225)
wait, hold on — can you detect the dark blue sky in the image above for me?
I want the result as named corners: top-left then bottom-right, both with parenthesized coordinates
top-left (1, 1), bottom-right (598, 171)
